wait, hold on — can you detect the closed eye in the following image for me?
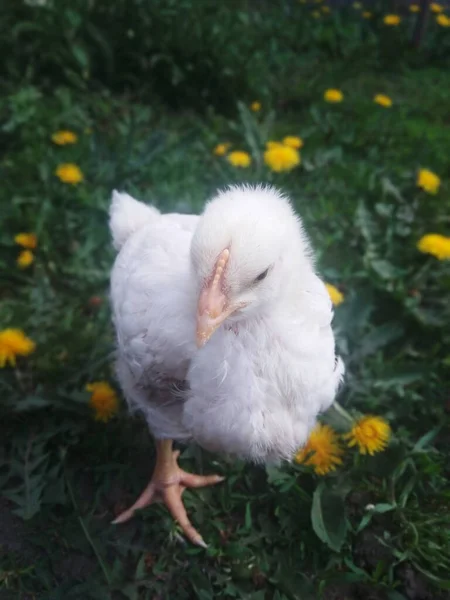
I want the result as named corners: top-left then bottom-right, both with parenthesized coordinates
top-left (254, 268), bottom-right (269, 283)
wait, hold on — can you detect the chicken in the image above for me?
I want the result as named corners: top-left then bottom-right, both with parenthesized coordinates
top-left (109, 184), bottom-right (344, 547)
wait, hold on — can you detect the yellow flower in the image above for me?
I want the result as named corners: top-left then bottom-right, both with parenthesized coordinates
top-left (353, 2), bottom-right (362, 9)
top-left (282, 136), bottom-right (304, 149)
top-left (86, 382), bottom-right (119, 422)
top-left (295, 424), bottom-right (343, 475)
top-left (417, 168), bottom-right (440, 194)
top-left (321, 6), bottom-right (331, 13)
top-left (417, 234), bottom-right (450, 260)
top-left (14, 233), bottom-right (37, 249)
top-left (227, 151), bottom-right (252, 168)
top-left (384, 14), bottom-right (401, 25)
top-left (325, 283), bottom-right (344, 306)
top-left (409, 4), bottom-right (420, 12)
top-left (250, 101), bottom-right (261, 112)
top-left (213, 143), bottom-right (231, 156)
top-left (264, 145), bottom-right (300, 173)
top-left (374, 94), bottom-right (393, 108)
top-left (344, 415), bottom-right (391, 455)
top-left (0, 329), bottom-right (36, 368)
top-left (55, 163), bottom-right (84, 185)
top-left (51, 130), bottom-right (78, 145)
top-left (431, 2), bottom-right (444, 12)
top-left (324, 88), bottom-right (344, 103)
top-left (266, 141), bottom-right (284, 150)
top-left (436, 13), bottom-right (450, 25)
top-left (17, 250), bottom-right (34, 269)
top-left (362, 11), bottom-right (373, 18)
top-left (312, 10), bottom-right (321, 17)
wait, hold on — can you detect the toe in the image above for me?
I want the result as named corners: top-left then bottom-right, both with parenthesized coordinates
top-left (111, 482), bottom-right (155, 524)
top-left (164, 486), bottom-right (207, 548)
top-left (112, 507), bottom-right (135, 525)
top-left (181, 472), bottom-right (225, 488)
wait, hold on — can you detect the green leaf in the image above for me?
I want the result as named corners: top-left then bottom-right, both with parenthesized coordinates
top-left (244, 502), bottom-right (252, 529)
top-left (398, 474), bottom-right (417, 509)
top-left (387, 590), bottom-right (407, 600)
top-left (2, 434), bottom-right (52, 520)
top-left (366, 441), bottom-right (406, 477)
top-left (265, 465), bottom-right (292, 487)
top-left (355, 200), bottom-right (379, 243)
top-left (311, 483), bottom-right (347, 552)
top-left (413, 426), bottom-right (441, 452)
top-left (356, 322), bottom-right (404, 358)
top-left (356, 512), bottom-right (373, 533)
top-left (189, 566), bottom-right (214, 597)
top-left (71, 44), bottom-right (89, 70)
top-left (373, 371), bottom-right (423, 391)
top-left (412, 563), bottom-right (450, 589)
top-left (13, 395), bottom-right (52, 412)
top-left (371, 259), bottom-right (402, 280)
top-left (381, 176), bottom-right (404, 202)
top-left (387, 592), bottom-right (408, 600)
top-left (370, 503), bottom-right (396, 513)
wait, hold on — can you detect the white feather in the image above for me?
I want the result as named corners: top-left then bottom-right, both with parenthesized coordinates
top-left (109, 185), bottom-right (344, 463)
top-left (109, 190), bottom-right (161, 251)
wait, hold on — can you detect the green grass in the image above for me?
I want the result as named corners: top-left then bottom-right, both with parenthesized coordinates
top-left (1, 5), bottom-right (450, 599)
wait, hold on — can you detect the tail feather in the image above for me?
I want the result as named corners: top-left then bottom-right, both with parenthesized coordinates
top-left (109, 190), bottom-right (160, 251)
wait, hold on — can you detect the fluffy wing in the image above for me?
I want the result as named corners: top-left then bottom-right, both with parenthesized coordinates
top-left (109, 193), bottom-right (199, 439)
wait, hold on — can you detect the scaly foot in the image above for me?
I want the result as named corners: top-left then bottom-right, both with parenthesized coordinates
top-left (112, 441), bottom-right (224, 547)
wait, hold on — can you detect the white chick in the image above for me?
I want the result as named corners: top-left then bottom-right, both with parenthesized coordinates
top-left (109, 184), bottom-right (344, 547)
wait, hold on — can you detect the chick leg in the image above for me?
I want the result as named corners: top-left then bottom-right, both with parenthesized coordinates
top-left (112, 439), bottom-right (224, 547)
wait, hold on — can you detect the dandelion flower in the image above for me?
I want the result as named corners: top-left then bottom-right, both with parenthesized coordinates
top-left (86, 382), bottom-right (119, 422)
top-left (295, 424), bottom-right (343, 475)
top-left (362, 11), bottom-right (373, 18)
top-left (431, 2), bottom-right (444, 12)
top-left (325, 283), bottom-right (344, 306)
top-left (436, 13), bottom-right (450, 25)
top-left (282, 136), bottom-right (304, 149)
top-left (0, 329), bottom-right (36, 368)
top-left (264, 145), bottom-right (300, 173)
top-left (55, 163), bottom-right (84, 185)
top-left (321, 6), bottom-right (331, 13)
top-left (51, 130), bottom-right (78, 145)
top-left (227, 151), bottom-right (251, 168)
top-left (312, 10), bottom-right (321, 17)
top-left (266, 141), bottom-right (284, 150)
top-left (250, 101), bottom-right (261, 112)
top-left (324, 88), bottom-right (344, 103)
top-left (374, 94), bottom-right (393, 108)
top-left (409, 4), bottom-right (420, 12)
top-left (417, 168), bottom-right (440, 194)
top-left (14, 233), bottom-right (37, 249)
top-left (345, 415), bottom-right (391, 455)
top-left (384, 14), bottom-right (401, 25)
top-left (213, 143), bottom-right (231, 156)
top-left (17, 250), bottom-right (34, 269)
top-left (353, 2), bottom-right (362, 9)
top-left (417, 234), bottom-right (450, 260)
